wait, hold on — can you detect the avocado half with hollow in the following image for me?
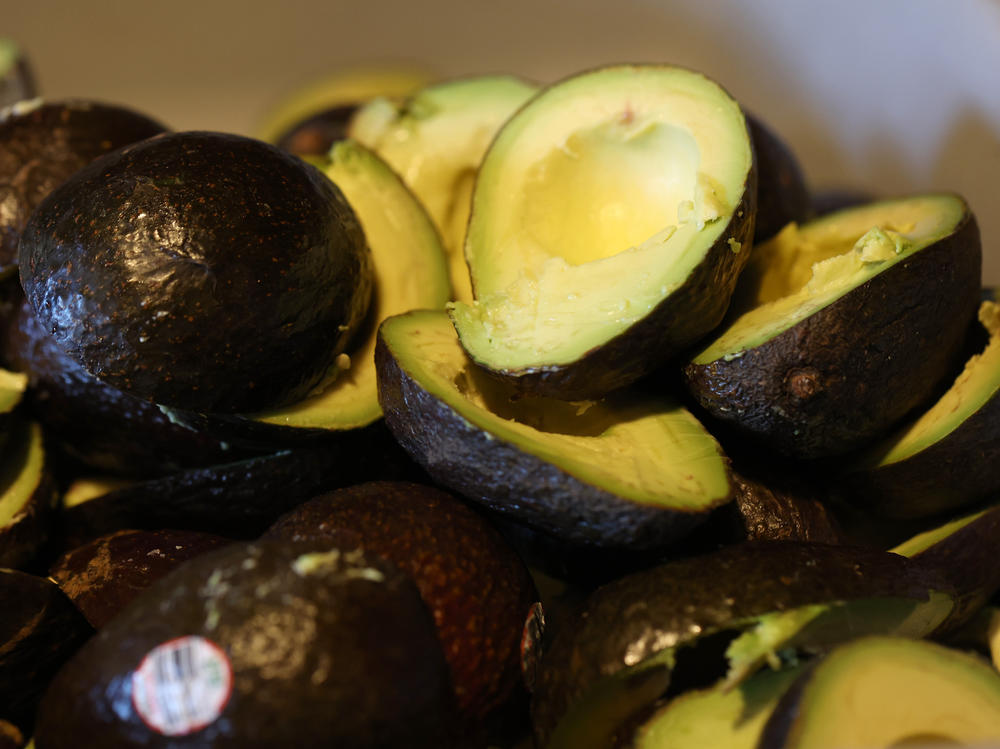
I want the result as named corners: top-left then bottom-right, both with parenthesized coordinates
top-left (375, 309), bottom-right (733, 549)
top-left (684, 193), bottom-right (981, 459)
top-left (449, 64), bottom-right (756, 400)
top-left (842, 300), bottom-right (1000, 517)
top-left (350, 74), bottom-right (539, 302)
top-left (19, 131), bottom-right (373, 414)
top-left (758, 636), bottom-right (1000, 748)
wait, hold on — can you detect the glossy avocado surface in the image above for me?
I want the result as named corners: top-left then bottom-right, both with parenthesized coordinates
top-left (19, 131), bottom-right (373, 414)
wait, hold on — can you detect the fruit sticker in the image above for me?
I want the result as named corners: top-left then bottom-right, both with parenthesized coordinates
top-left (520, 601), bottom-right (546, 693)
top-left (131, 635), bottom-right (233, 736)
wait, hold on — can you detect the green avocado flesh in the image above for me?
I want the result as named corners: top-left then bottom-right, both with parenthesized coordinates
top-left (772, 637), bottom-right (1000, 748)
top-left (693, 194), bottom-right (966, 364)
top-left (0, 421), bottom-right (45, 527)
top-left (866, 300), bottom-right (1000, 466)
top-left (0, 368), bottom-right (27, 415)
top-left (250, 140), bottom-right (449, 431)
top-left (450, 65), bottom-right (752, 372)
top-left (380, 309), bottom-right (730, 513)
top-left (634, 665), bottom-right (805, 749)
top-left (351, 75), bottom-right (538, 302)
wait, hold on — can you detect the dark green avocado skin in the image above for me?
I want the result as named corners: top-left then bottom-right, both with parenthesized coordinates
top-left (747, 115), bottom-right (811, 244)
top-left (33, 541), bottom-right (457, 749)
top-left (532, 541), bottom-right (952, 749)
top-left (0, 569), bottom-right (93, 734)
top-left (0, 100), bottom-right (167, 274)
top-left (19, 131), bottom-right (373, 413)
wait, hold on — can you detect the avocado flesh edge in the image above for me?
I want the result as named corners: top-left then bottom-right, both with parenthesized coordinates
top-left (779, 637), bottom-right (1000, 748)
top-left (0, 368), bottom-right (27, 414)
top-left (351, 75), bottom-right (538, 302)
top-left (247, 139), bottom-right (450, 431)
top-left (382, 309), bottom-right (730, 511)
top-left (545, 593), bottom-right (952, 749)
top-left (0, 422), bottom-right (45, 526)
top-left (890, 504), bottom-right (994, 557)
top-left (855, 300), bottom-right (1000, 466)
top-left (692, 194), bottom-right (967, 364)
top-left (633, 665), bottom-right (805, 749)
top-left (451, 65), bottom-right (752, 371)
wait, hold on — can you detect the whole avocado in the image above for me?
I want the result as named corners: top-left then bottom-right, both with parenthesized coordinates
top-left (18, 131), bottom-right (373, 414)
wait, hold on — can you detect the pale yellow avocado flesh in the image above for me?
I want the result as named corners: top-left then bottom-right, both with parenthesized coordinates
top-left (250, 140), bottom-right (450, 430)
top-left (785, 637), bottom-right (1000, 748)
top-left (350, 75), bottom-right (538, 302)
top-left (0, 422), bottom-right (45, 526)
top-left (862, 300), bottom-right (1000, 466)
top-left (693, 194), bottom-right (967, 364)
top-left (389, 310), bottom-right (731, 509)
top-left (450, 66), bottom-right (752, 371)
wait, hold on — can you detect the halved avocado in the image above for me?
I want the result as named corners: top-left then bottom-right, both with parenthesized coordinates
top-left (758, 636), bottom-right (1000, 748)
top-left (0, 38), bottom-right (35, 110)
top-left (842, 300), bottom-right (1000, 517)
top-left (375, 309), bottom-right (734, 550)
top-left (630, 664), bottom-right (805, 749)
top-left (531, 541), bottom-right (953, 749)
top-left (19, 131), bottom-right (373, 414)
top-left (0, 421), bottom-right (57, 570)
top-left (449, 64), bottom-right (756, 400)
top-left (684, 194), bottom-right (981, 459)
top-left (747, 115), bottom-right (811, 245)
top-left (350, 74), bottom-right (538, 302)
top-left (0, 99), bottom-right (167, 275)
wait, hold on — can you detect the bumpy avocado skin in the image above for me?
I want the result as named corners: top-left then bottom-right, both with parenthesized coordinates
top-left (0, 570), bottom-right (93, 734)
top-left (683, 210), bottom-right (982, 459)
top-left (532, 541), bottom-right (951, 749)
top-left (0, 100), bottom-right (167, 273)
top-left (19, 131), bottom-right (373, 414)
top-left (265, 481), bottom-right (538, 730)
top-left (33, 541), bottom-right (457, 749)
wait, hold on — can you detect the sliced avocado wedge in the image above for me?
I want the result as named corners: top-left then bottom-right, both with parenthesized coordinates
top-left (843, 300), bottom-right (1000, 517)
top-left (631, 664), bottom-right (805, 749)
top-left (375, 309), bottom-right (733, 549)
top-left (449, 64), bottom-right (755, 400)
top-left (0, 420), bottom-right (57, 569)
top-left (758, 637), bottom-right (1000, 748)
top-left (685, 193), bottom-right (981, 458)
top-left (531, 541), bottom-right (953, 749)
top-left (351, 74), bottom-right (538, 302)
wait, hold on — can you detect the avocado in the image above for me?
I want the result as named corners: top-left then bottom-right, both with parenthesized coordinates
top-left (375, 309), bottom-right (733, 549)
top-left (48, 528), bottom-right (232, 628)
top-left (0, 569), bottom-right (92, 734)
top-left (0, 365), bottom-right (26, 443)
top-left (0, 421), bottom-right (57, 570)
top-left (19, 131), bottom-right (373, 414)
top-left (0, 99), bottom-right (167, 275)
top-left (842, 300), bottom-right (1000, 517)
top-left (630, 664), bottom-right (805, 749)
top-left (531, 541), bottom-right (953, 749)
top-left (684, 193), bottom-right (981, 458)
top-left (747, 115), bottom-right (811, 244)
top-left (890, 501), bottom-right (1000, 634)
top-left (0, 38), bottom-right (35, 110)
top-left (33, 541), bottom-right (457, 748)
top-left (0, 720), bottom-right (23, 749)
top-left (58, 424), bottom-right (423, 546)
top-left (3, 295), bottom-right (244, 475)
top-left (264, 480), bottom-right (538, 731)
top-left (351, 74), bottom-right (538, 303)
top-left (758, 636), bottom-right (1000, 748)
top-left (449, 64), bottom-right (756, 400)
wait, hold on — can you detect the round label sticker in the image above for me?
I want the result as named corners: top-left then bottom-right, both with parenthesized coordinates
top-left (131, 635), bottom-right (233, 736)
top-left (520, 601), bottom-right (546, 693)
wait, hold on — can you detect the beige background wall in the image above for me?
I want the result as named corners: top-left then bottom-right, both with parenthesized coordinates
top-left (8, 0), bottom-right (1000, 279)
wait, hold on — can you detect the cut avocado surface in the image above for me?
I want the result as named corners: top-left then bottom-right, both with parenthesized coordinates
top-left (375, 309), bottom-right (733, 548)
top-left (0, 420), bottom-right (55, 569)
top-left (449, 64), bottom-right (755, 399)
top-left (685, 193), bottom-right (981, 458)
top-left (632, 664), bottom-right (805, 749)
top-left (759, 636), bottom-right (1000, 748)
top-left (351, 74), bottom-right (538, 302)
top-left (843, 300), bottom-right (1000, 517)
top-left (248, 139), bottom-right (450, 433)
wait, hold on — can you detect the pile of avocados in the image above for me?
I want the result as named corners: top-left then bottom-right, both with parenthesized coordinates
top-left (1, 39), bottom-right (999, 748)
